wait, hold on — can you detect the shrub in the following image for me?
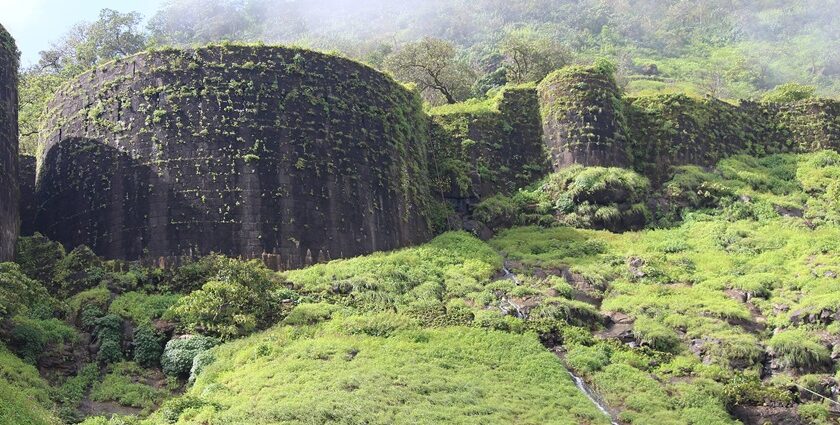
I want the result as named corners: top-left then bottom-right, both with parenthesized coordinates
top-left (0, 262), bottom-right (52, 321)
top-left (109, 292), bottom-right (180, 324)
top-left (15, 233), bottom-right (65, 284)
top-left (9, 316), bottom-right (77, 363)
top-left (761, 82), bottom-right (816, 103)
top-left (90, 362), bottom-right (168, 409)
top-left (768, 329), bottom-right (830, 371)
top-left (161, 336), bottom-right (218, 377)
top-left (283, 303), bottom-right (339, 326)
top-left (188, 350), bottom-right (215, 385)
top-left (633, 316), bottom-right (682, 353)
top-left (168, 258), bottom-right (298, 339)
top-left (95, 315), bottom-right (124, 364)
top-left (133, 324), bottom-right (164, 368)
top-left (54, 246), bottom-right (105, 296)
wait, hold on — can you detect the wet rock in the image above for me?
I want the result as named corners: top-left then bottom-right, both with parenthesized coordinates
top-left (627, 257), bottom-right (646, 279)
top-left (730, 405), bottom-right (802, 425)
top-left (462, 220), bottom-right (494, 241)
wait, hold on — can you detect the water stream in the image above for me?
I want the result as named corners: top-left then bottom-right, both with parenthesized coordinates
top-left (567, 370), bottom-right (619, 424)
top-left (499, 263), bottom-right (618, 424)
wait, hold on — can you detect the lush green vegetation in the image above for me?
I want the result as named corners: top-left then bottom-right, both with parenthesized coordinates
top-left (10, 151), bottom-right (840, 423)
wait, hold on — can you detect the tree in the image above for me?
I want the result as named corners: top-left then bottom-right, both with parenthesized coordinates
top-left (761, 82), bottom-right (817, 103)
top-left (18, 69), bottom-right (67, 155)
top-left (38, 8), bottom-right (147, 76)
top-left (169, 257), bottom-right (298, 340)
top-left (499, 26), bottom-right (571, 83)
top-left (384, 38), bottom-right (476, 104)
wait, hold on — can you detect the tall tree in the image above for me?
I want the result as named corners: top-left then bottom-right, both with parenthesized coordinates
top-left (38, 8), bottom-right (147, 76)
top-left (499, 25), bottom-right (571, 83)
top-left (383, 38), bottom-right (475, 104)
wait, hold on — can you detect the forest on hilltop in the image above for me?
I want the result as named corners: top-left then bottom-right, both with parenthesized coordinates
top-left (18, 0), bottom-right (840, 154)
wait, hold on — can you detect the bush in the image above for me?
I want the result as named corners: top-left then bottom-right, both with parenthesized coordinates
top-left (90, 362), bottom-right (168, 409)
top-left (109, 292), bottom-right (180, 324)
top-left (0, 262), bottom-right (52, 321)
top-left (133, 324), bottom-right (164, 368)
top-left (15, 233), bottom-right (65, 284)
top-left (283, 303), bottom-right (339, 326)
top-left (94, 315), bottom-right (124, 364)
top-left (9, 316), bottom-right (77, 363)
top-left (633, 316), bottom-right (682, 353)
top-left (188, 350), bottom-right (215, 385)
top-left (168, 257), bottom-right (298, 339)
top-left (54, 246), bottom-right (105, 297)
top-left (768, 329), bottom-right (830, 371)
top-left (161, 336), bottom-right (218, 377)
top-left (761, 82), bottom-right (816, 103)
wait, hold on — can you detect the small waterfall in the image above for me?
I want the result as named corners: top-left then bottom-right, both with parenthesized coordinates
top-left (567, 371), bottom-right (618, 425)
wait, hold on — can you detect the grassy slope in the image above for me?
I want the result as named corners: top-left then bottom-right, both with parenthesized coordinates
top-left (145, 321), bottom-right (608, 425)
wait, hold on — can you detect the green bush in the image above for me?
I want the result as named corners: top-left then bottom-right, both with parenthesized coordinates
top-left (168, 257), bottom-right (297, 339)
top-left (768, 329), bottom-right (830, 371)
top-left (109, 292), bottom-right (180, 324)
top-left (0, 262), bottom-right (53, 321)
top-left (95, 314), bottom-right (124, 364)
top-left (761, 82), bottom-right (816, 103)
top-left (133, 324), bottom-right (164, 367)
top-left (90, 362), bottom-right (169, 409)
top-left (161, 335), bottom-right (218, 377)
top-left (54, 246), bottom-right (105, 297)
top-left (633, 316), bottom-right (682, 353)
top-left (15, 233), bottom-right (65, 284)
top-left (9, 316), bottom-right (77, 363)
top-left (283, 303), bottom-right (339, 326)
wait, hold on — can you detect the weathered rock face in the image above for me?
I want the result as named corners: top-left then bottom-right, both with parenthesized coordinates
top-left (0, 25), bottom-right (19, 262)
top-left (537, 64), bottom-right (840, 183)
top-left (428, 86), bottom-right (549, 204)
top-left (538, 65), bottom-right (631, 169)
top-left (18, 155), bottom-right (36, 236)
top-left (36, 45), bottom-right (433, 269)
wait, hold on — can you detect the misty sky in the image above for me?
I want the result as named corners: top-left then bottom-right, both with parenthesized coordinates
top-left (0, 0), bottom-right (165, 66)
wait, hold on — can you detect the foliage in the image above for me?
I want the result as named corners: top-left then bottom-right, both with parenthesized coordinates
top-left (133, 324), bottom-right (165, 368)
top-left (499, 24), bottom-right (571, 83)
top-left (109, 292), bottom-right (180, 324)
top-left (14, 233), bottom-right (65, 284)
top-left (761, 82), bottom-right (817, 103)
top-left (146, 323), bottom-right (609, 424)
top-left (0, 262), bottom-right (52, 321)
top-left (168, 257), bottom-right (297, 340)
top-left (161, 335), bottom-right (218, 377)
top-left (54, 245), bottom-right (105, 297)
top-left (95, 314), bottom-right (124, 364)
top-left (90, 362), bottom-right (170, 409)
top-left (383, 38), bottom-right (475, 105)
top-left (767, 329), bottom-right (830, 371)
top-left (0, 344), bottom-right (58, 425)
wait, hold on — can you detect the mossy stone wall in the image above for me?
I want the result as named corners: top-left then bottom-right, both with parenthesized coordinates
top-left (428, 86), bottom-right (549, 204)
top-left (537, 65), bottom-right (631, 169)
top-left (18, 155), bottom-right (36, 236)
top-left (0, 24), bottom-right (18, 261)
top-left (539, 65), bottom-right (840, 183)
top-left (36, 45), bottom-right (433, 269)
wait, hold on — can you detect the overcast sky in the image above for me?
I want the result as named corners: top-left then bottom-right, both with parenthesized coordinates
top-left (0, 0), bottom-right (165, 66)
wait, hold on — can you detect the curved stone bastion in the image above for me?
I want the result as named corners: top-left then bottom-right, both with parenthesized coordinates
top-left (36, 45), bottom-right (433, 269)
top-left (0, 24), bottom-right (19, 262)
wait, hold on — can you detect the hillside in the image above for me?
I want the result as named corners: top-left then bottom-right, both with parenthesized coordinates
top-left (4, 151), bottom-right (840, 424)
top-left (3, 3), bottom-right (840, 425)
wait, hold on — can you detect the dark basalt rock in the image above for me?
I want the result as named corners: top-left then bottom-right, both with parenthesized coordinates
top-left (0, 24), bottom-right (19, 262)
top-left (35, 45), bottom-right (434, 270)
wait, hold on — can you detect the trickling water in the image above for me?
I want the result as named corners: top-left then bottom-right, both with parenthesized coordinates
top-left (501, 267), bottom-right (520, 285)
top-left (567, 371), bottom-right (618, 425)
top-left (498, 261), bottom-right (618, 423)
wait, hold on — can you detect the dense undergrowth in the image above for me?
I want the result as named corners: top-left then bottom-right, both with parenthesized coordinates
top-left (6, 151), bottom-right (840, 424)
